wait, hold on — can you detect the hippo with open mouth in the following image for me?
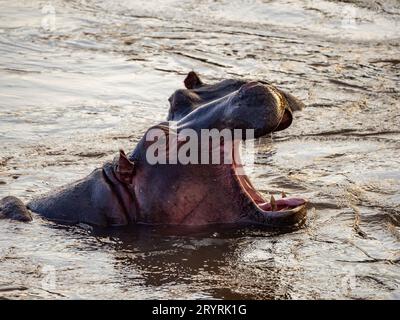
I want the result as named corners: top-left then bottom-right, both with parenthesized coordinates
top-left (0, 72), bottom-right (307, 229)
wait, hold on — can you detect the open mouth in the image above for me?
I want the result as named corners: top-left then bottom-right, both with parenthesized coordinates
top-left (231, 147), bottom-right (307, 216)
top-left (235, 169), bottom-right (306, 212)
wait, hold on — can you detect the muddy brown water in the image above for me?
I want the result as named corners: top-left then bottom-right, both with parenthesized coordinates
top-left (0, 0), bottom-right (399, 299)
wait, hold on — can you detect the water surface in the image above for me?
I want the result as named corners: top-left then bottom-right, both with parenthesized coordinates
top-left (0, 0), bottom-right (399, 299)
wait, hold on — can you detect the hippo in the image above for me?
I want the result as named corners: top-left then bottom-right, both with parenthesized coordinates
top-left (0, 73), bottom-right (307, 228)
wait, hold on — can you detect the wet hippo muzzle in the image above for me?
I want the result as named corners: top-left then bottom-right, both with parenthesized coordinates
top-left (167, 71), bottom-right (304, 128)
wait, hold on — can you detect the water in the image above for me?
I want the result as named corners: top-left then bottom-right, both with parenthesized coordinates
top-left (0, 0), bottom-right (399, 299)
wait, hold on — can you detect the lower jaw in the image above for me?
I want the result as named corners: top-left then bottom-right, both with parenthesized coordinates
top-left (257, 197), bottom-right (306, 211)
top-left (232, 160), bottom-right (307, 225)
top-left (238, 167), bottom-right (305, 208)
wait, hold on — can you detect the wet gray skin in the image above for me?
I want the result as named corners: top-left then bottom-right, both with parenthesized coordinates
top-left (3, 76), bottom-right (307, 228)
top-left (167, 71), bottom-right (305, 123)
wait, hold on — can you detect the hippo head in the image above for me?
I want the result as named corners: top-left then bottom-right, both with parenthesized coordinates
top-left (167, 71), bottom-right (305, 134)
top-left (123, 73), bottom-right (307, 228)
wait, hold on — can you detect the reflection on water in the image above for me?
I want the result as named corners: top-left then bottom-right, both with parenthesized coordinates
top-left (0, 0), bottom-right (399, 299)
top-left (0, 219), bottom-right (314, 299)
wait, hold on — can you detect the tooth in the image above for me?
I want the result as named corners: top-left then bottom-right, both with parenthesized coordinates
top-left (270, 195), bottom-right (277, 211)
top-left (281, 191), bottom-right (287, 198)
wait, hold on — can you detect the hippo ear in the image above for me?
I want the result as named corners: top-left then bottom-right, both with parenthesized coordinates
top-left (115, 149), bottom-right (135, 185)
top-left (273, 108), bottom-right (293, 132)
top-left (184, 71), bottom-right (203, 89)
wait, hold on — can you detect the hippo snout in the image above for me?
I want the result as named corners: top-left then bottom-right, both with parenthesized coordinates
top-left (233, 82), bottom-right (288, 136)
top-left (175, 74), bottom-right (298, 138)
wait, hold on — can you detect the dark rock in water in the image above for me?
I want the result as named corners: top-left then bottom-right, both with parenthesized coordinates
top-left (0, 196), bottom-right (32, 222)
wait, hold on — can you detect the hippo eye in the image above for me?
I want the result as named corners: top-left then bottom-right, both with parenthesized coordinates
top-left (237, 88), bottom-right (247, 101)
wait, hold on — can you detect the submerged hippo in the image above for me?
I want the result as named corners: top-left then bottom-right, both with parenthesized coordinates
top-left (0, 73), bottom-right (307, 228)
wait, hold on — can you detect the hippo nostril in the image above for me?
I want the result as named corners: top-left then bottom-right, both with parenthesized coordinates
top-left (240, 81), bottom-right (259, 92)
top-left (238, 82), bottom-right (263, 99)
top-left (242, 81), bottom-right (259, 90)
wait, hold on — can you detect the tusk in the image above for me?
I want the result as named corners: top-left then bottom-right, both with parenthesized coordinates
top-left (270, 195), bottom-right (277, 211)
